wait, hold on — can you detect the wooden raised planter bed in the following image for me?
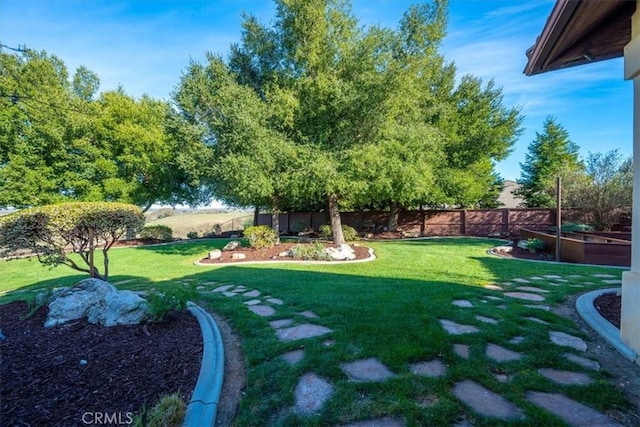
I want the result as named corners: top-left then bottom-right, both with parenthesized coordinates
top-left (520, 229), bottom-right (630, 267)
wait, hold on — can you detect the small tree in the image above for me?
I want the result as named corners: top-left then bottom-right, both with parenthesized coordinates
top-left (564, 150), bottom-right (632, 231)
top-left (0, 202), bottom-right (145, 281)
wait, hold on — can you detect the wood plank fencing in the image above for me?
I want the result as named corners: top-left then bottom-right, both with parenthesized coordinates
top-left (257, 208), bottom-right (558, 238)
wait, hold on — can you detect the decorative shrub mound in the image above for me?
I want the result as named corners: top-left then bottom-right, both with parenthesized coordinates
top-left (0, 202), bottom-right (145, 281)
top-left (140, 225), bottom-right (173, 241)
top-left (289, 242), bottom-right (333, 261)
top-left (319, 224), bottom-right (359, 241)
top-left (243, 225), bottom-right (278, 249)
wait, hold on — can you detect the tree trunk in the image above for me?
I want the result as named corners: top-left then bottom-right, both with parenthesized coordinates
top-left (388, 202), bottom-right (400, 232)
top-left (271, 199), bottom-right (281, 245)
top-left (253, 206), bottom-right (260, 226)
top-left (328, 193), bottom-right (345, 245)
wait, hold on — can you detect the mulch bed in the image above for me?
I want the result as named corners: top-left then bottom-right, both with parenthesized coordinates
top-left (198, 242), bottom-right (371, 264)
top-left (594, 293), bottom-right (622, 329)
top-left (0, 302), bottom-right (202, 427)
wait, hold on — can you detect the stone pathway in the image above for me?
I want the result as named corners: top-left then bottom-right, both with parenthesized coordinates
top-left (202, 271), bottom-right (624, 425)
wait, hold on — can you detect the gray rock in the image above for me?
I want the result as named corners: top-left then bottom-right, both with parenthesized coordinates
top-left (45, 278), bottom-right (148, 328)
top-left (208, 249), bottom-right (222, 259)
top-left (223, 240), bottom-right (241, 251)
top-left (452, 380), bottom-right (523, 420)
top-left (325, 244), bottom-right (356, 260)
top-left (294, 373), bottom-right (334, 415)
top-left (231, 253), bottom-right (246, 260)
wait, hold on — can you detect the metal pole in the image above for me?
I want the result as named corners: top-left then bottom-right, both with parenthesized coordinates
top-left (556, 176), bottom-right (561, 262)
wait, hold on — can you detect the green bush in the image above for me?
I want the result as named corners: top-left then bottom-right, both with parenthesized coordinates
top-left (146, 287), bottom-right (192, 322)
top-left (140, 225), bottom-right (173, 241)
top-left (550, 223), bottom-right (594, 233)
top-left (319, 224), bottom-right (359, 241)
top-left (289, 242), bottom-right (333, 261)
top-left (132, 393), bottom-right (186, 427)
top-left (186, 231), bottom-right (199, 239)
top-left (243, 225), bottom-right (278, 249)
top-left (525, 238), bottom-right (546, 253)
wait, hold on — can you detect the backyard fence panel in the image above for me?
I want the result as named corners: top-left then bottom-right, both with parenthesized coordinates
top-left (465, 210), bottom-right (503, 236)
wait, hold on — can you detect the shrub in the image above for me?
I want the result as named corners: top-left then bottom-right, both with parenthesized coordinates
top-left (186, 231), bottom-right (199, 239)
top-left (550, 223), bottom-right (594, 233)
top-left (140, 225), bottom-right (173, 241)
top-left (0, 202), bottom-right (145, 281)
top-left (133, 393), bottom-right (186, 427)
top-left (319, 224), bottom-right (359, 241)
top-left (146, 287), bottom-right (192, 322)
top-left (525, 238), bottom-right (546, 253)
top-left (289, 242), bottom-right (333, 261)
top-left (243, 225), bottom-right (278, 249)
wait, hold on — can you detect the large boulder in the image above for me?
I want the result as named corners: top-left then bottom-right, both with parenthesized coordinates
top-left (45, 278), bottom-right (148, 328)
top-left (223, 240), bottom-right (241, 251)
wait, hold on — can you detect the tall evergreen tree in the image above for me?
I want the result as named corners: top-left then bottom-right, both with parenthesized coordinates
top-left (516, 116), bottom-right (582, 207)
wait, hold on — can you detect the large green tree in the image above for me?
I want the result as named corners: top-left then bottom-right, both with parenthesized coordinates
top-left (0, 47), bottom-right (204, 210)
top-left (516, 116), bottom-right (583, 207)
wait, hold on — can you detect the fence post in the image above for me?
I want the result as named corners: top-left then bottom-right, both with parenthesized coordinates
top-left (461, 210), bottom-right (466, 236)
top-left (502, 209), bottom-right (509, 235)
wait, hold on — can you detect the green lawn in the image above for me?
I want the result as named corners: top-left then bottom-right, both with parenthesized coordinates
top-left (0, 238), bottom-right (630, 426)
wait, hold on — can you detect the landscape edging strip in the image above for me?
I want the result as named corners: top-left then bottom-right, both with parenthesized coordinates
top-left (183, 302), bottom-right (225, 427)
top-left (575, 288), bottom-right (638, 363)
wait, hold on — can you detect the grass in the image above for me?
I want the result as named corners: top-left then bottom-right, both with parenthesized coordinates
top-left (0, 237), bottom-right (630, 426)
top-left (145, 211), bottom-right (252, 238)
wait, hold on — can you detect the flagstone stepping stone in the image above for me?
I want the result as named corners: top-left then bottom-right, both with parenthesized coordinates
top-left (453, 300), bottom-right (473, 308)
top-left (196, 286), bottom-right (206, 290)
top-left (497, 304), bottom-right (507, 309)
top-left (563, 353), bottom-right (600, 371)
top-left (508, 336), bottom-right (525, 345)
top-left (486, 343), bottom-right (523, 362)
top-left (544, 275), bottom-right (562, 279)
top-left (299, 310), bottom-right (318, 318)
top-left (530, 276), bottom-right (544, 280)
top-left (454, 344), bottom-right (470, 359)
top-left (525, 304), bottom-right (550, 311)
top-left (243, 289), bottom-right (261, 298)
top-left (516, 286), bottom-right (549, 293)
top-left (223, 291), bottom-right (237, 297)
top-left (294, 373), bottom-right (334, 415)
top-left (484, 284), bottom-right (503, 291)
top-left (323, 339), bottom-right (335, 347)
top-left (452, 380), bottom-right (523, 420)
top-left (500, 282), bottom-right (513, 287)
top-left (526, 317), bottom-right (549, 325)
top-left (513, 278), bottom-right (530, 284)
top-left (495, 373), bottom-right (512, 383)
top-left (342, 358), bottom-right (394, 382)
top-left (504, 292), bottom-right (545, 301)
top-left (276, 324), bottom-right (332, 342)
top-left (555, 278), bottom-right (568, 283)
top-left (568, 275), bottom-right (583, 278)
top-left (233, 286), bottom-right (248, 292)
top-left (602, 279), bottom-right (622, 285)
top-left (213, 284), bottom-right (234, 293)
top-left (341, 417), bottom-right (404, 427)
top-left (267, 297), bottom-right (283, 305)
top-left (409, 359), bottom-right (447, 378)
top-left (475, 315), bottom-right (498, 324)
top-left (439, 319), bottom-right (480, 335)
top-left (282, 349), bottom-right (305, 365)
top-left (537, 368), bottom-right (592, 385)
top-left (243, 299), bottom-right (261, 306)
top-left (270, 319), bottom-right (294, 329)
top-left (582, 282), bottom-right (595, 285)
top-left (550, 331), bottom-right (587, 351)
top-left (526, 391), bottom-right (621, 426)
top-left (547, 282), bottom-right (563, 287)
top-left (592, 273), bottom-right (616, 278)
top-left (484, 295), bottom-right (502, 301)
top-left (248, 305), bottom-right (276, 317)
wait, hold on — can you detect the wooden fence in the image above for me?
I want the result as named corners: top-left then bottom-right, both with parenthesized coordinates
top-left (257, 208), bottom-right (558, 237)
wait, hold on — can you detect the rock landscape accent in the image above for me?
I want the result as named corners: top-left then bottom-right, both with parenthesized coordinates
top-left (202, 272), bottom-right (628, 425)
top-left (45, 278), bottom-right (148, 328)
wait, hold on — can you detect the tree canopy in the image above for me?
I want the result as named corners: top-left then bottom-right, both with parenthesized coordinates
top-left (173, 0), bottom-right (523, 242)
top-left (516, 116), bottom-right (583, 208)
top-left (0, 48), bottom-right (205, 211)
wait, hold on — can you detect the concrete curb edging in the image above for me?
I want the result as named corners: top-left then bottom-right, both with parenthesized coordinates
top-left (575, 288), bottom-right (638, 363)
top-left (184, 302), bottom-right (225, 427)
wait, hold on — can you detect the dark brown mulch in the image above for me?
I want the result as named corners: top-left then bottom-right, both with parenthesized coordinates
top-left (198, 242), bottom-right (371, 264)
top-left (594, 293), bottom-right (622, 329)
top-left (0, 302), bottom-right (202, 427)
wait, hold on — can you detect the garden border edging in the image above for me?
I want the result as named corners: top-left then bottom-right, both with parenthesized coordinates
top-left (184, 302), bottom-right (225, 427)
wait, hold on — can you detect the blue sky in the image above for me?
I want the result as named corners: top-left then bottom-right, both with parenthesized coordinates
top-left (0, 0), bottom-right (632, 181)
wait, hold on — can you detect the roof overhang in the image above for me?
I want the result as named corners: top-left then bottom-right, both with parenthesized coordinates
top-left (524, 0), bottom-right (636, 76)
